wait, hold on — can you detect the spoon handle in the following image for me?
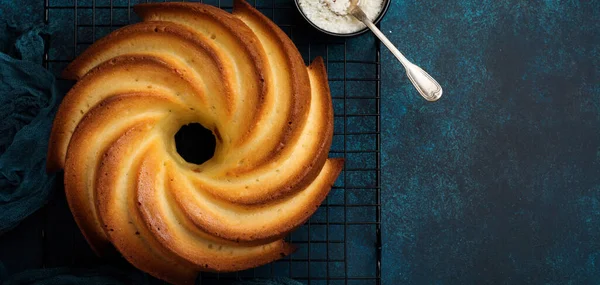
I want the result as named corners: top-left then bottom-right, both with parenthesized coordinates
top-left (351, 8), bottom-right (443, 102)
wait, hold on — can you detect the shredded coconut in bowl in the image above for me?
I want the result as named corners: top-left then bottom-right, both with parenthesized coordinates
top-left (298, 0), bottom-right (385, 34)
top-left (325, 0), bottom-right (351, 15)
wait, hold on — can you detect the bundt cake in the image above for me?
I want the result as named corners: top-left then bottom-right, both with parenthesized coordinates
top-left (46, 0), bottom-right (343, 284)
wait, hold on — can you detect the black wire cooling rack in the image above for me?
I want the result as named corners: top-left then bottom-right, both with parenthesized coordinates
top-left (42, 0), bottom-right (381, 284)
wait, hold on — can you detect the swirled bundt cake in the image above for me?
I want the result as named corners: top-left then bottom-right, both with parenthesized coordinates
top-left (46, 0), bottom-right (343, 284)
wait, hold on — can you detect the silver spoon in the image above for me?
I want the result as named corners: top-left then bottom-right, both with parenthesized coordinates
top-left (331, 0), bottom-right (443, 102)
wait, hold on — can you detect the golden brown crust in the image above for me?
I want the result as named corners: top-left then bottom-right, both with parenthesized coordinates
top-left (232, 0), bottom-right (311, 164)
top-left (172, 158), bottom-right (344, 243)
top-left (64, 93), bottom-right (184, 255)
top-left (60, 21), bottom-right (234, 118)
top-left (134, 3), bottom-right (268, 146)
top-left (136, 145), bottom-right (295, 271)
top-left (94, 121), bottom-right (199, 285)
top-left (47, 54), bottom-right (206, 172)
top-left (49, 1), bottom-right (343, 284)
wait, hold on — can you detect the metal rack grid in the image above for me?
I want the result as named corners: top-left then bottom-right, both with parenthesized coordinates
top-left (42, 0), bottom-right (381, 284)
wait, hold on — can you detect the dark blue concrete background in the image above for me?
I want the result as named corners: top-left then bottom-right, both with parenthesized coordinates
top-left (381, 1), bottom-right (600, 284)
top-left (2, 0), bottom-right (600, 284)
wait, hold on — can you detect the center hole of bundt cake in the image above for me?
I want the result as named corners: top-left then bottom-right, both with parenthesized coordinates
top-left (174, 123), bottom-right (216, 165)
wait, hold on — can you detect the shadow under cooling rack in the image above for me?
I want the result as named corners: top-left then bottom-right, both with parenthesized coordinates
top-left (43, 1), bottom-right (381, 284)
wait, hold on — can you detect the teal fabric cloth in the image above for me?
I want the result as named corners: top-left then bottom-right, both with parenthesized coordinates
top-left (0, 15), bottom-right (59, 234)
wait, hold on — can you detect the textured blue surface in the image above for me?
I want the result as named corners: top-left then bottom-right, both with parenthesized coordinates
top-left (3, 0), bottom-right (600, 284)
top-left (381, 0), bottom-right (600, 284)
